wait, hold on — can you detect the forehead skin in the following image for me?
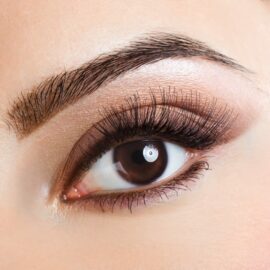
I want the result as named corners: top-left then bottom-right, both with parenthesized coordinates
top-left (0, 1), bottom-right (270, 270)
top-left (1, 0), bottom-right (270, 102)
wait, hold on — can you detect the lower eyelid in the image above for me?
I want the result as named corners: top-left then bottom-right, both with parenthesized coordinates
top-left (61, 147), bottom-right (209, 208)
top-left (61, 158), bottom-right (210, 213)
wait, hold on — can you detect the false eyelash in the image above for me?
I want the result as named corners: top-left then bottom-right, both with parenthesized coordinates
top-left (63, 160), bottom-right (210, 213)
top-left (73, 89), bottom-right (235, 174)
top-left (96, 90), bottom-right (235, 148)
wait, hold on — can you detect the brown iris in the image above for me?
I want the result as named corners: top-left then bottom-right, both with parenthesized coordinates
top-left (113, 140), bottom-right (168, 185)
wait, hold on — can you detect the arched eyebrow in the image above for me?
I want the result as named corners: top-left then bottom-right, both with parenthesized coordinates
top-left (7, 32), bottom-right (249, 138)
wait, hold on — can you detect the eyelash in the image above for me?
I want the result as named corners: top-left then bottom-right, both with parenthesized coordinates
top-left (56, 90), bottom-right (235, 212)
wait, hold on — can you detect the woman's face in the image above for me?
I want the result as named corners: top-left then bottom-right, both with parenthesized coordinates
top-left (1, 1), bottom-right (270, 269)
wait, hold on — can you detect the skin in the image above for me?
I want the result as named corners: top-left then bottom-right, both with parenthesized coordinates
top-left (0, 1), bottom-right (270, 269)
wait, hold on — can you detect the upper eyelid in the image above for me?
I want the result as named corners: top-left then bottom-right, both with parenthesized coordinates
top-left (6, 32), bottom-right (249, 139)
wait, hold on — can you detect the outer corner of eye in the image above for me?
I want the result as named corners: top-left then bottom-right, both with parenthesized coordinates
top-left (61, 139), bottom-right (194, 206)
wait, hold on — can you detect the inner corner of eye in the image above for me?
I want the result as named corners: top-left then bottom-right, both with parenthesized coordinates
top-left (62, 139), bottom-right (192, 202)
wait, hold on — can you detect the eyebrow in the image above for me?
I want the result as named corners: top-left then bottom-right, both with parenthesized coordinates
top-left (7, 32), bottom-right (248, 138)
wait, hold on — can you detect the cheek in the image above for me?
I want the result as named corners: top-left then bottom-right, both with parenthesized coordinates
top-left (205, 128), bottom-right (270, 268)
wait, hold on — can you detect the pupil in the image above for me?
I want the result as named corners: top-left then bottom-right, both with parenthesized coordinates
top-left (131, 150), bottom-right (145, 165)
top-left (113, 140), bottom-right (168, 185)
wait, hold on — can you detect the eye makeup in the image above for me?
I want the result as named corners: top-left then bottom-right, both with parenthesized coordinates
top-left (50, 89), bottom-right (238, 212)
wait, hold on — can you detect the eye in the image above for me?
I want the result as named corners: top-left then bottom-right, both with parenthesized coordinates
top-left (56, 91), bottom-right (236, 212)
top-left (64, 139), bottom-right (188, 200)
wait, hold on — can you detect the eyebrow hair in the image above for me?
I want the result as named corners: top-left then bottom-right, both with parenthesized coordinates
top-left (7, 32), bottom-right (248, 138)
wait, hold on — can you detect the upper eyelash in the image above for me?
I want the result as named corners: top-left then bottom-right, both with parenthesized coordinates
top-left (96, 90), bottom-right (235, 148)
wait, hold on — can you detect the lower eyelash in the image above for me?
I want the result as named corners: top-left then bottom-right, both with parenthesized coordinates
top-left (63, 160), bottom-right (210, 213)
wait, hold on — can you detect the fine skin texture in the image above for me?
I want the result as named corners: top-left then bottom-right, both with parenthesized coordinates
top-left (0, 1), bottom-right (270, 270)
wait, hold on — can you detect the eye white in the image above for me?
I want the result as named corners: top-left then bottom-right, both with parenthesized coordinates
top-left (81, 141), bottom-right (188, 193)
